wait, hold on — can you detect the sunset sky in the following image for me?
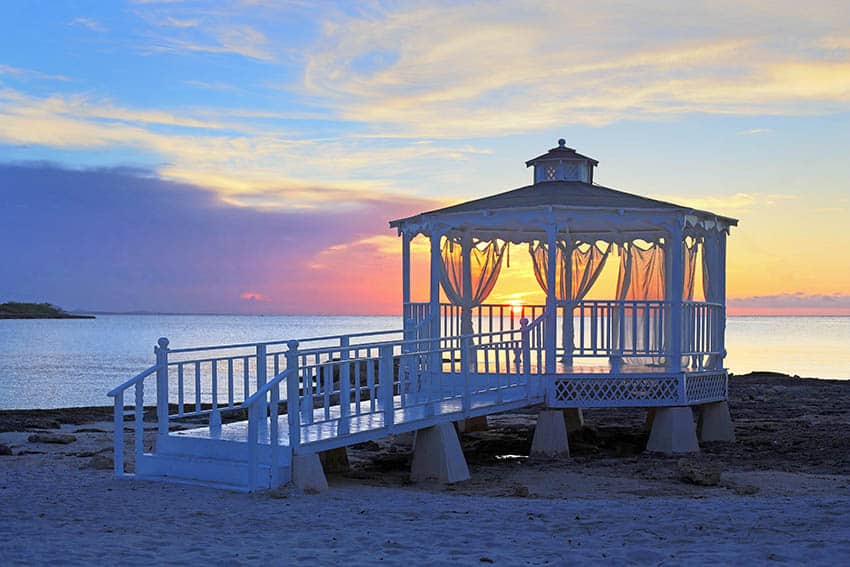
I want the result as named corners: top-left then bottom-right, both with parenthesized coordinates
top-left (1, 1), bottom-right (849, 315)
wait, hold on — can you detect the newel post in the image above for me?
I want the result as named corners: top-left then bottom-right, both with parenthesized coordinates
top-left (379, 344), bottom-right (395, 428)
top-left (520, 318), bottom-right (532, 397)
top-left (285, 340), bottom-right (301, 450)
top-left (155, 337), bottom-right (169, 436)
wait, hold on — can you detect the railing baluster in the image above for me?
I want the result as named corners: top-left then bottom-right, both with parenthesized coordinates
top-left (227, 358), bottom-right (234, 407)
top-left (195, 361), bottom-right (202, 413)
top-left (134, 382), bottom-right (144, 463)
top-left (211, 361), bottom-right (218, 411)
top-left (367, 355), bottom-right (376, 413)
top-left (177, 363), bottom-right (184, 416)
top-left (243, 357), bottom-right (250, 402)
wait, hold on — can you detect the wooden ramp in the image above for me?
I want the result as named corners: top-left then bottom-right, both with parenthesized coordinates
top-left (136, 380), bottom-right (536, 491)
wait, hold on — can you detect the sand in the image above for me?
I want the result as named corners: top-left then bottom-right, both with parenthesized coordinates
top-left (1, 372), bottom-right (849, 565)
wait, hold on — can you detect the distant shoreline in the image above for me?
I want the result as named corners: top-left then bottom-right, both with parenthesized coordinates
top-left (0, 302), bottom-right (95, 320)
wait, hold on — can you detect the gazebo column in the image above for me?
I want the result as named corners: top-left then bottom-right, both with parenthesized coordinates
top-left (717, 231), bottom-right (728, 369)
top-left (562, 239), bottom-right (574, 367)
top-left (544, 225), bottom-right (558, 375)
top-left (428, 228), bottom-right (444, 344)
top-left (665, 223), bottom-right (684, 373)
top-left (402, 231), bottom-right (412, 343)
top-left (461, 232), bottom-right (474, 336)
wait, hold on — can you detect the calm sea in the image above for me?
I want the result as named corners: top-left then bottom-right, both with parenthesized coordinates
top-left (0, 314), bottom-right (848, 409)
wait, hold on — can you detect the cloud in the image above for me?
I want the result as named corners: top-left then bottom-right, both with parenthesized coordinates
top-left (0, 65), bottom-right (70, 82)
top-left (70, 17), bottom-right (109, 33)
top-left (0, 87), bottom-right (489, 205)
top-left (240, 291), bottom-right (269, 302)
top-left (0, 163), bottom-right (438, 315)
top-left (729, 292), bottom-right (850, 315)
top-left (300, 1), bottom-right (850, 137)
top-left (737, 128), bottom-right (772, 135)
top-left (146, 23), bottom-right (275, 61)
top-left (647, 192), bottom-right (797, 215)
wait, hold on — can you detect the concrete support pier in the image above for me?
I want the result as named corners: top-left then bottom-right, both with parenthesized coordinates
top-left (530, 409), bottom-right (570, 459)
top-left (292, 453), bottom-right (328, 492)
top-left (456, 415), bottom-right (489, 434)
top-left (562, 408), bottom-right (584, 433)
top-left (319, 447), bottom-right (351, 473)
top-left (646, 407), bottom-right (699, 454)
top-left (410, 423), bottom-right (470, 483)
top-left (697, 401), bottom-right (736, 442)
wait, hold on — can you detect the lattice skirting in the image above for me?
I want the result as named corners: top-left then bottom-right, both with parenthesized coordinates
top-left (549, 371), bottom-right (729, 408)
top-left (550, 376), bottom-right (682, 408)
top-left (684, 372), bottom-right (728, 404)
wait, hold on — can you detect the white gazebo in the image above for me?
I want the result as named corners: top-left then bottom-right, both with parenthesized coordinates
top-left (392, 139), bottom-right (738, 453)
top-left (109, 139), bottom-right (738, 492)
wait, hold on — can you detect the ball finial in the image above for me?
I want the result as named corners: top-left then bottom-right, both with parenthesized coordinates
top-left (157, 337), bottom-right (169, 348)
top-left (558, 138), bottom-right (566, 147)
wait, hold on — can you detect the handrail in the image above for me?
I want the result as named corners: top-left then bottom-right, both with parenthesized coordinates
top-left (168, 328), bottom-right (404, 354)
top-left (241, 367), bottom-right (294, 409)
top-left (107, 364), bottom-right (158, 398)
top-left (293, 326), bottom-right (524, 358)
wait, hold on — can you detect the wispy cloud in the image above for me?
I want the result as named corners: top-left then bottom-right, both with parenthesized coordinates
top-left (0, 64), bottom-right (69, 82)
top-left (146, 23), bottom-right (275, 61)
top-left (738, 128), bottom-right (772, 135)
top-left (70, 17), bottom-right (108, 33)
top-left (300, 1), bottom-right (850, 137)
top-left (647, 192), bottom-right (797, 215)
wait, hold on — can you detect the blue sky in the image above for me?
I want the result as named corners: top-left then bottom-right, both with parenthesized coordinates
top-left (1, 1), bottom-right (849, 314)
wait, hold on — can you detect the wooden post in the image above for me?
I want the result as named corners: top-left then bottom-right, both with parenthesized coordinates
top-left (339, 336), bottom-right (350, 435)
top-left (134, 382), bottom-right (144, 464)
top-left (666, 223), bottom-right (685, 373)
top-left (285, 341), bottom-right (301, 450)
top-left (402, 231), bottom-right (412, 344)
top-left (520, 318), bottom-right (532, 397)
top-left (461, 232), bottom-right (473, 336)
top-left (379, 345), bottom-right (395, 428)
top-left (718, 231), bottom-right (728, 369)
top-left (429, 228), bottom-right (443, 344)
top-left (155, 337), bottom-right (169, 436)
top-left (113, 392), bottom-right (124, 478)
top-left (563, 239), bottom-right (574, 366)
top-left (428, 227), bottom-right (444, 384)
top-left (269, 379), bottom-right (280, 486)
top-left (461, 335), bottom-right (472, 414)
top-left (545, 226), bottom-right (557, 374)
top-left (247, 404), bottom-right (259, 492)
top-left (256, 343), bottom-right (267, 395)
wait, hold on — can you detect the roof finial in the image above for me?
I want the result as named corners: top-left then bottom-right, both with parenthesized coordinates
top-left (558, 138), bottom-right (566, 148)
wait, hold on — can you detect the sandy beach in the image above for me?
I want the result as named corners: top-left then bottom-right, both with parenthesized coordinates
top-left (2, 372), bottom-right (849, 565)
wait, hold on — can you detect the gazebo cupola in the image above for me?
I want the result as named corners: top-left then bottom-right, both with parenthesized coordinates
top-left (526, 138), bottom-right (599, 184)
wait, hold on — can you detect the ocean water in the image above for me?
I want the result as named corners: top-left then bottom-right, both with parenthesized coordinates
top-left (0, 314), bottom-right (848, 409)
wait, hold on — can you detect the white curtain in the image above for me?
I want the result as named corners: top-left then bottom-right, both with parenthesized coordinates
top-left (616, 241), bottom-right (666, 366)
top-left (684, 236), bottom-right (699, 302)
top-left (530, 240), bottom-right (610, 357)
top-left (440, 237), bottom-right (506, 334)
top-left (529, 240), bottom-right (610, 301)
top-left (702, 234), bottom-right (722, 368)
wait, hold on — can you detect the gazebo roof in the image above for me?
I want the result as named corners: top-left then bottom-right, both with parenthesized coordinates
top-left (396, 181), bottom-right (730, 219)
top-left (390, 141), bottom-right (738, 241)
top-left (525, 143), bottom-right (599, 167)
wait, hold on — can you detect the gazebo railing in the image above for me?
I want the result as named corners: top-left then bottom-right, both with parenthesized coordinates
top-left (406, 299), bottom-right (724, 368)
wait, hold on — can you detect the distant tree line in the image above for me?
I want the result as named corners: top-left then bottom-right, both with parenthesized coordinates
top-left (0, 302), bottom-right (94, 319)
